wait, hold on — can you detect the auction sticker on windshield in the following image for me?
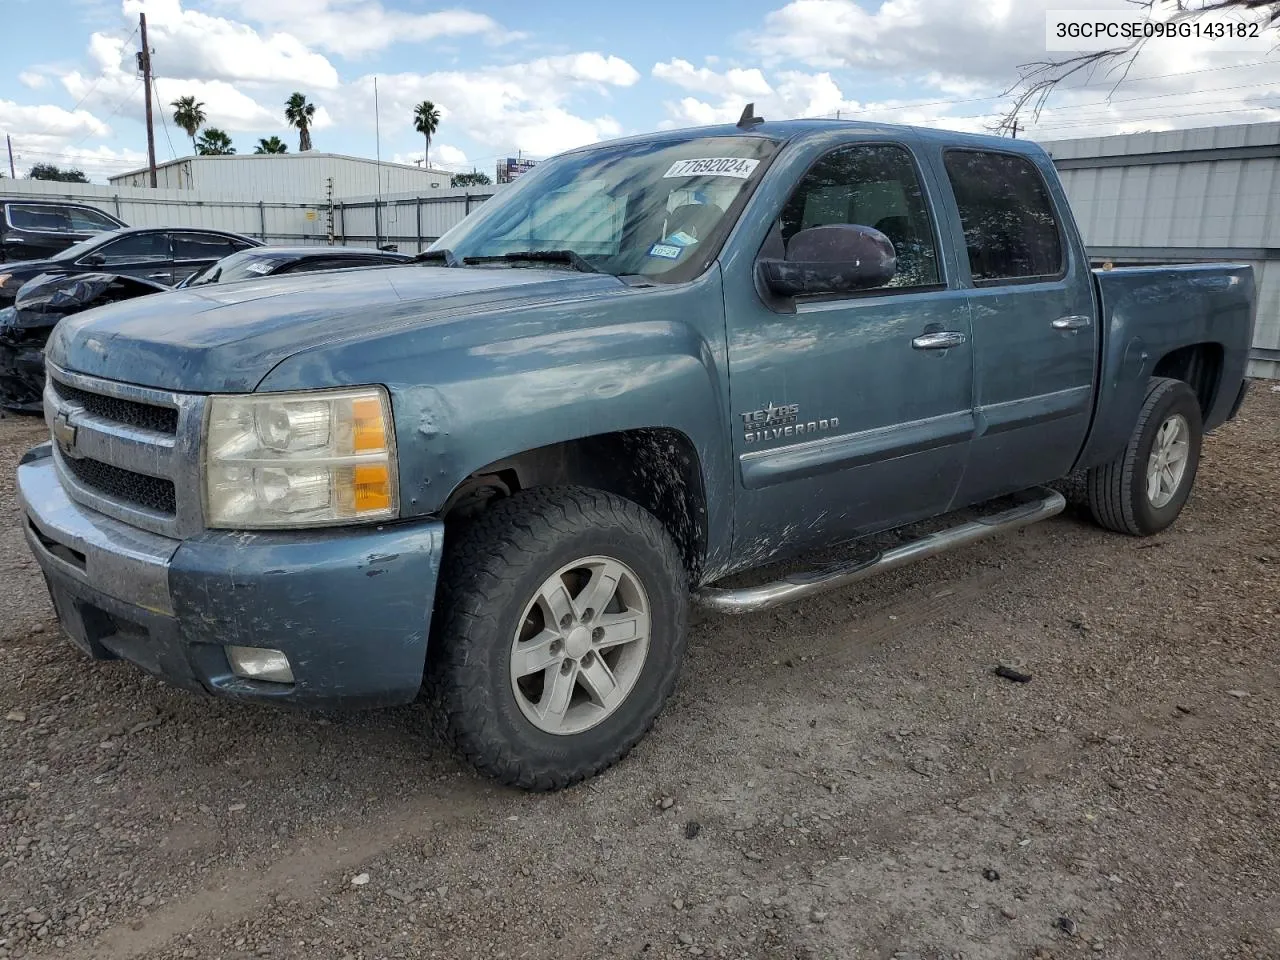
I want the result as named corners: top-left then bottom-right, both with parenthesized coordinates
top-left (663, 157), bottom-right (760, 179)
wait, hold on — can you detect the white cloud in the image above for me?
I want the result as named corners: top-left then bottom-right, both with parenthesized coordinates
top-left (18, 71), bottom-right (48, 90)
top-left (732, 0), bottom-right (1280, 138)
top-left (652, 59), bottom-right (772, 100)
top-left (433, 144), bottom-right (468, 169)
top-left (7, 140), bottom-right (147, 183)
top-left (652, 61), bottom-right (864, 126)
top-left (58, 21), bottom-right (318, 140)
top-left (0, 99), bottom-right (111, 140)
top-left (123, 0), bottom-right (340, 88)
top-left (748, 0), bottom-right (1067, 82)
top-left (343, 53), bottom-right (641, 158)
top-left (212, 0), bottom-right (511, 58)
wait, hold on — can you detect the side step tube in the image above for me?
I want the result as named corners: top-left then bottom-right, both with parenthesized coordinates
top-left (694, 487), bottom-right (1066, 615)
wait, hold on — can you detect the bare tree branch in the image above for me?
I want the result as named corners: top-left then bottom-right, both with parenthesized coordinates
top-left (999, 0), bottom-right (1280, 134)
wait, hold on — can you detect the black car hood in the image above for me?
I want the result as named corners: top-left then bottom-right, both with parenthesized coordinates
top-left (47, 265), bottom-right (626, 392)
top-left (0, 258), bottom-right (70, 306)
top-left (18, 272), bottom-right (168, 318)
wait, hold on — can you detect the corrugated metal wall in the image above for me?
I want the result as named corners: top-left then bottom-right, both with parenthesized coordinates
top-left (1, 178), bottom-right (331, 245)
top-left (1044, 123), bottom-right (1280, 379)
top-left (0, 179), bottom-right (499, 250)
top-left (109, 154), bottom-right (455, 200)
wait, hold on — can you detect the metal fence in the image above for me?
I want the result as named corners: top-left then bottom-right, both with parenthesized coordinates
top-left (0, 179), bottom-right (498, 252)
top-left (329, 188), bottom-right (498, 253)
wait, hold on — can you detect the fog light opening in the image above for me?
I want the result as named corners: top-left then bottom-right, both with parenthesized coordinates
top-left (226, 645), bottom-right (295, 684)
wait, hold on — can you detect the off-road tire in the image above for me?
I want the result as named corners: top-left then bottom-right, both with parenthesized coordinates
top-left (1087, 377), bottom-right (1203, 536)
top-left (428, 486), bottom-right (688, 790)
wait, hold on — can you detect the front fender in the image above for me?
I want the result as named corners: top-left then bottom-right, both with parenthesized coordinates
top-left (258, 268), bottom-right (735, 567)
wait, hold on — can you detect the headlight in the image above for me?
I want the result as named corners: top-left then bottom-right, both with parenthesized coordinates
top-left (204, 386), bottom-right (398, 529)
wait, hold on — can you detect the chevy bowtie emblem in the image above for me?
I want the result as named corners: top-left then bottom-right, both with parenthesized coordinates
top-left (53, 411), bottom-right (81, 458)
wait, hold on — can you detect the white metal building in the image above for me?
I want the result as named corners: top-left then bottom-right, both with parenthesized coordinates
top-left (1043, 122), bottom-right (1280, 380)
top-left (109, 153), bottom-right (456, 201)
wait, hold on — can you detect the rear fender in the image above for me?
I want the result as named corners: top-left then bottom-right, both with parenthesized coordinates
top-left (1076, 264), bottom-right (1254, 469)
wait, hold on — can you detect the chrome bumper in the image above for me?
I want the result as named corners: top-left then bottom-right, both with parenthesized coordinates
top-left (17, 443), bottom-right (177, 615)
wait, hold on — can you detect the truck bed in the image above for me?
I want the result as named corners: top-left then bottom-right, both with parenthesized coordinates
top-left (1079, 262), bottom-right (1255, 469)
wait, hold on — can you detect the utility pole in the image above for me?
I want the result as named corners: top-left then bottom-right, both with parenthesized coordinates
top-left (1010, 119), bottom-right (1019, 139)
top-left (6, 135), bottom-right (14, 178)
top-left (138, 13), bottom-right (157, 187)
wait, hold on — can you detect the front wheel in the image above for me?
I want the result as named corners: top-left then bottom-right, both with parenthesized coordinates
top-left (1087, 377), bottom-right (1203, 536)
top-left (428, 486), bottom-right (689, 790)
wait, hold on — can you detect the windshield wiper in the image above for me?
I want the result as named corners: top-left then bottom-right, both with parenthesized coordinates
top-left (461, 250), bottom-right (600, 274)
top-left (413, 248), bottom-right (460, 267)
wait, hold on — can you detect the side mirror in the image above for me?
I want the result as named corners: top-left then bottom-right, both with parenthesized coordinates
top-left (80, 253), bottom-right (105, 267)
top-left (758, 224), bottom-right (896, 297)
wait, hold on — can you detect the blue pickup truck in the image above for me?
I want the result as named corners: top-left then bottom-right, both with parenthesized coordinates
top-left (15, 114), bottom-right (1255, 790)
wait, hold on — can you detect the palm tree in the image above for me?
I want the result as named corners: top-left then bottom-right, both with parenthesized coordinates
top-left (285, 93), bottom-right (316, 152)
top-left (171, 96), bottom-right (206, 154)
top-left (195, 128), bottom-right (235, 156)
top-left (413, 101), bottom-right (440, 167)
top-left (254, 136), bottom-right (288, 154)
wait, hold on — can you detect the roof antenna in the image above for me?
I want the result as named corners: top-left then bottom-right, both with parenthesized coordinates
top-left (737, 102), bottom-right (764, 129)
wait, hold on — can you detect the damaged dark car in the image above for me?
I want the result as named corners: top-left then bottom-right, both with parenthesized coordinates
top-left (0, 273), bottom-right (169, 412)
top-left (0, 245), bottom-right (414, 412)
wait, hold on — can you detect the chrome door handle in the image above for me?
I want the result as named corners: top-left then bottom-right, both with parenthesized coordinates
top-left (1051, 315), bottom-right (1091, 331)
top-left (146, 272), bottom-right (171, 280)
top-left (911, 331), bottom-right (967, 350)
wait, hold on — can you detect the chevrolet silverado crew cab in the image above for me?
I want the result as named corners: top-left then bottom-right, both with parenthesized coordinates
top-left (16, 113), bottom-right (1256, 790)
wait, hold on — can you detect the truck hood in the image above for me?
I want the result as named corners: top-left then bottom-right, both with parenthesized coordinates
top-left (46, 265), bottom-right (625, 392)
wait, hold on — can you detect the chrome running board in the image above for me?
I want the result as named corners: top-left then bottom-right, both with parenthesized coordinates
top-left (694, 487), bottom-right (1066, 615)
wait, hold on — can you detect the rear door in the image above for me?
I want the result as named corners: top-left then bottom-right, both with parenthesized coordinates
top-left (934, 148), bottom-right (1098, 505)
top-left (3, 204), bottom-right (77, 260)
top-left (723, 136), bottom-right (975, 561)
top-left (170, 232), bottom-right (248, 285)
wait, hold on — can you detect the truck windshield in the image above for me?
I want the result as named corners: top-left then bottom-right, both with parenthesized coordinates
top-left (430, 135), bottom-right (781, 282)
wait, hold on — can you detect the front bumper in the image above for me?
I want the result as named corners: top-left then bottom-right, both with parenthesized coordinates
top-left (17, 443), bottom-right (445, 708)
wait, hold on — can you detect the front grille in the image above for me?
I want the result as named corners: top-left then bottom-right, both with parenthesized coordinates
top-left (53, 380), bottom-right (179, 435)
top-left (61, 456), bottom-right (177, 515)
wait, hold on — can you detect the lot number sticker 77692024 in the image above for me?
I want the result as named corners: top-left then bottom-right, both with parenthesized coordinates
top-left (662, 157), bottom-right (760, 179)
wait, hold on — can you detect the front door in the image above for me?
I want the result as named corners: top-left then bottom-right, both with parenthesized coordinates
top-left (933, 148), bottom-right (1098, 506)
top-left (723, 138), bottom-right (974, 565)
top-left (86, 232), bottom-right (175, 285)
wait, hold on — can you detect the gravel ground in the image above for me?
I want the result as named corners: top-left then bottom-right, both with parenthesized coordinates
top-left (1, 387), bottom-right (1278, 960)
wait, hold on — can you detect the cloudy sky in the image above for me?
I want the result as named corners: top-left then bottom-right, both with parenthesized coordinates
top-left (3, 0), bottom-right (1279, 182)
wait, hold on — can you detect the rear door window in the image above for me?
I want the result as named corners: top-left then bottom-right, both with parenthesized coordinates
top-left (64, 206), bottom-right (121, 232)
top-left (172, 232), bottom-right (240, 262)
top-left (943, 151), bottom-right (1064, 284)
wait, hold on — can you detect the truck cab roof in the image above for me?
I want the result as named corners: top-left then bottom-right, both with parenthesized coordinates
top-left (568, 117), bottom-right (1052, 159)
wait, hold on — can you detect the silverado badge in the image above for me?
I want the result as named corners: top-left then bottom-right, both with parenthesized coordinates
top-left (741, 402), bottom-right (839, 444)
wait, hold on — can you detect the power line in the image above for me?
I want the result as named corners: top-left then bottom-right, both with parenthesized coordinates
top-left (804, 59), bottom-right (1277, 122)
top-left (153, 78), bottom-right (176, 160)
top-left (66, 78), bottom-right (143, 149)
top-left (23, 24), bottom-right (141, 140)
top-left (1027, 103), bottom-right (1280, 133)
top-left (8, 147), bottom-right (139, 164)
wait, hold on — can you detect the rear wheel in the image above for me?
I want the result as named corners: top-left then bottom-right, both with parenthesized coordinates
top-left (429, 486), bottom-right (688, 790)
top-left (1087, 377), bottom-right (1203, 536)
